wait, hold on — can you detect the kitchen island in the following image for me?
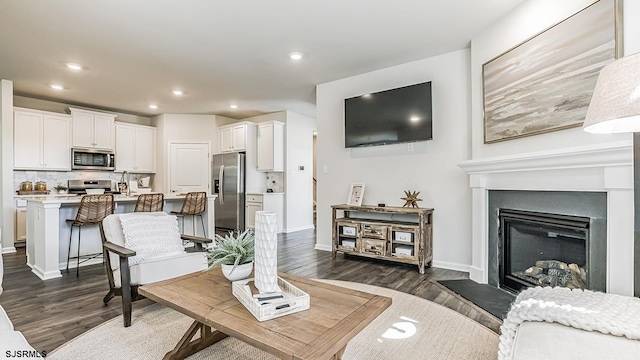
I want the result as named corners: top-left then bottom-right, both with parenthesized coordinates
top-left (25, 193), bottom-right (217, 280)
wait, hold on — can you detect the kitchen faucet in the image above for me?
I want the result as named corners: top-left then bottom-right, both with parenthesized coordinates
top-left (120, 171), bottom-right (131, 196)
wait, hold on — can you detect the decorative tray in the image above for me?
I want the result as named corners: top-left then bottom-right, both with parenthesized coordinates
top-left (232, 277), bottom-right (310, 322)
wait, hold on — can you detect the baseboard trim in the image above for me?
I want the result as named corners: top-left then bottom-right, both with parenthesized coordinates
top-left (32, 265), bottom-right (62, 281)
top-left (469, 266), bottom-right (486, 283)
top-left (314, 243), bottom-right (332, 252)
top-left (432, 260), bottom-right (470, 273)
top-left (283, 224), bottom-right (315, 233)
top-left (1, 247), bottom-right (17, 254)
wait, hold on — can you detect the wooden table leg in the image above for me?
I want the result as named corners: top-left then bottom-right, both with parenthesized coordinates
top-left (163, 320), bottom-right (229, 360)
top-left (331, 345), bottom-right (347, 360)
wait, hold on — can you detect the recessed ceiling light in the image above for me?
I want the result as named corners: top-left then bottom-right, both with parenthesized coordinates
top-left (50, 84), bottom-right (64, 90)
top-left (362, 94), bottom-right (371, 98)
top-left (410, 116), bottom-right (421, 122)
top-left (148, 104), bottom-right (158, 109)
top-left (66, 63), bottom-right (82, 71)
top-left (172, 90), bottom-right (183, 96)
top-left (289, 52), bottom-right (303, 60)
top-left (230, 104), bottom-right (238, 109)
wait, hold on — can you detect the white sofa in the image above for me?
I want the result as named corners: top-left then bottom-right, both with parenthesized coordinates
top-left (499, 286), bottom-right (640, 359)
top-left (0, 251), bottom-right (41, 358)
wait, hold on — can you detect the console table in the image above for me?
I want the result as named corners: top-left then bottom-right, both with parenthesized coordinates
top-left (331, 204), bottom-right (433, 273)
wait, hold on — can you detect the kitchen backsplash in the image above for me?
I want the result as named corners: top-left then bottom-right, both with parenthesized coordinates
top-left (266, 172), bottom-right (284, 193)
top-left (13, 170), bottom-right (153, 192)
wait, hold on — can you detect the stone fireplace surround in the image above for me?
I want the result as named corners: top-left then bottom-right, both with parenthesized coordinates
top-left (459, 140), bottom-right (634, 296)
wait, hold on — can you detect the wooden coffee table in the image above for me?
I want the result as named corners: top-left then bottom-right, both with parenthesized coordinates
top-left (139, 269), bottom-right (391, 360)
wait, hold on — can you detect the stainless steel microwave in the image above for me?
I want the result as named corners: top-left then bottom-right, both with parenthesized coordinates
top-left (72, 148), bottom-right (116, 171)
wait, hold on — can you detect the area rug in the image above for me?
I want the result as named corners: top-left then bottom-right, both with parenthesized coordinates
top-left (48, 280), bottom-right (498, 360)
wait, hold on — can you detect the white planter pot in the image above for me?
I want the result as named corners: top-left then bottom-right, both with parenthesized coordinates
top-left (221, 261), bottom-right (253, 281)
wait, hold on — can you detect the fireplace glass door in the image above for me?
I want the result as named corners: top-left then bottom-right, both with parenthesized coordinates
top-left (499, 209), bottom-right (590, 293)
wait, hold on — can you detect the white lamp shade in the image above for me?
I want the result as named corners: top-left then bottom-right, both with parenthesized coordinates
top-left (583, 52), bottom-right (640, 133)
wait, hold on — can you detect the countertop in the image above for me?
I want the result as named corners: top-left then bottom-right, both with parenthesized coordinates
top-left (20, 193), bottom-right (217, 205)
top-left (247, 192), bottom-right (285, 196)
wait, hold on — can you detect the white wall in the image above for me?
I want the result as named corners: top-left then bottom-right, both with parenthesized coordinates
top-left (284, 111), bottom-right (316, 233)
top-left (626, 1), bottom-right (640, 55)
top-left (1, 80), bottom-right (14, 253)
top-left (470, 0), bottom-right (634, 160)
top-left (316, 49), bottom-right (472, 271)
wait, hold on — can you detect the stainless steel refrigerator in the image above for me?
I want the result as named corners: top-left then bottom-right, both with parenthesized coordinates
top-left (212, 153), bottom-right (246, 232)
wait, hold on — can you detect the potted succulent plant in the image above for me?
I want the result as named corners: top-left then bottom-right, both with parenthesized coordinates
top-left (53, 183), bottom-right (68, 194)
top-left (206, 229), bottom-right (255, 281)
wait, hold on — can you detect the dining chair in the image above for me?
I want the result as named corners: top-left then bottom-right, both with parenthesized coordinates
top-left (134, 193), bottom-right (164, 212)
top-left (170, 192), bottom-right (207, 237)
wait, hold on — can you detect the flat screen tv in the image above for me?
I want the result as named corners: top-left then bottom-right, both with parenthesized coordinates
top-left (344, 81), bottom-right (432, 148)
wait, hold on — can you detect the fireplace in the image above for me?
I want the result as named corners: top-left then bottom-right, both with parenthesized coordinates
top-left (487, 190), bottom-right (607, 292)
top-left (458, 141), bottom-right (634, 295)
top-left (499, 209), bottom-right (590, 293)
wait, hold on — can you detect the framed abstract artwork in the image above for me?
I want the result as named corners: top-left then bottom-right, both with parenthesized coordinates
top-left (483, 0), bottom-right (622, 144)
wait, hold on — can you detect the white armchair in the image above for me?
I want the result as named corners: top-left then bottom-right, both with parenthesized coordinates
top-left (100, 212), bottom-right (211, 327)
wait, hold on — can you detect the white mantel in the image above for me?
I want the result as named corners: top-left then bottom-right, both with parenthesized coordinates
top-left (458, 140), bottom-right (634, 296)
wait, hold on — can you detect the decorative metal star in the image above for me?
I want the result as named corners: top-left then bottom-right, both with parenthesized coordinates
top-left (401, 190), bottom-right (422, 208)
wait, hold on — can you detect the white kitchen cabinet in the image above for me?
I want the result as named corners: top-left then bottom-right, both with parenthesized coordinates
top-left (246, 195), bottom-right (263, 231)
top-left (245, 193), bottom-right (284, 233)
top-left (219, 122), bottom-right (253, 153)
top-left (14, 108), bottom-right (71, 171)
top-left (69, 107), bottom-right (116, 150)
top-left (115, 122), bottom-right (156, 173)
top-left (15, 198), bottom-right (27, 246)
top-left (257, 121), bottom-right (284, 171)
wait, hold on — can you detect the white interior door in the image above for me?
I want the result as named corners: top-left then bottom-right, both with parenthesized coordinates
top-left (169, 143), bottom-right (210, 193)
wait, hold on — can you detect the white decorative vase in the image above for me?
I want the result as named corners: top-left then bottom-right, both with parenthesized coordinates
top-left (222, 261), bottom-right (253, 281)
top-left (254, 211), bottom-right (279, 293)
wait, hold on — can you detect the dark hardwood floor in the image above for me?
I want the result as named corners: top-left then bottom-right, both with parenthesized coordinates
top-left (0, 229), bottom-right (501, 354)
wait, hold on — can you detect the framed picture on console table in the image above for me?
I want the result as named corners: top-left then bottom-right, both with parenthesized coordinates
top-left (482, 0), bottom-right (622, 144)
top-left (347, 183), bottom-right (365, 206)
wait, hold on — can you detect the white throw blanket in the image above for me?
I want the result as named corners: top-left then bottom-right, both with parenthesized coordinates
top-left (119, 213), bottom-right (185, 266)
top-left (499, 286), bottom-right (640, 360)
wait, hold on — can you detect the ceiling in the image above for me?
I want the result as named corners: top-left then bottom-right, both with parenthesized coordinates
top-left (0, 0), bottom-right (525, 119)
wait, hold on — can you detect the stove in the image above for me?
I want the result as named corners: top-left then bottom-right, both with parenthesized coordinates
top-left (68, 179), bottom-right (119, 195)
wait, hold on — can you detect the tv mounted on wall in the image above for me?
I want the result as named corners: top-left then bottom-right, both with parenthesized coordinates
top-left (344, 81), bottom-right (432, 148)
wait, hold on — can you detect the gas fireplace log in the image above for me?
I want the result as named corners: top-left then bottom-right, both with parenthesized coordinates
top-left (515, 260), bottom-right (587, 290)
top-left (525, 266), bottom-right (543, 276)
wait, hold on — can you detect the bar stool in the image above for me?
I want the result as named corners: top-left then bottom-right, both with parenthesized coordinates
top-left (134, 193), bottom-right (164, 212)
top-left (66, 194), bottom-right (115, 276)
top-left (170, 191), bottom-right (207, 237)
